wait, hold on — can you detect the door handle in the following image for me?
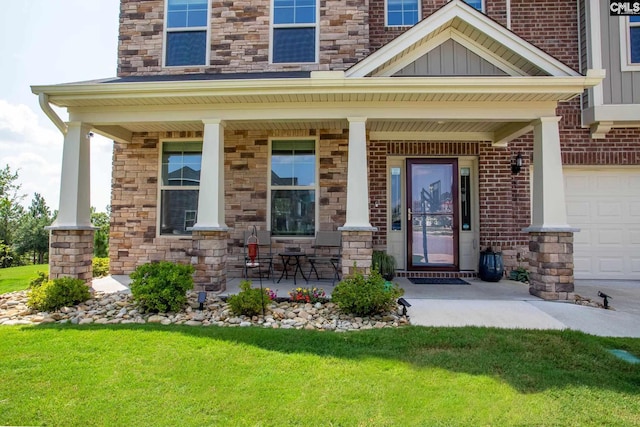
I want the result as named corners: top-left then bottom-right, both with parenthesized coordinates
top-left (407, 208), bottom-right (412, 221)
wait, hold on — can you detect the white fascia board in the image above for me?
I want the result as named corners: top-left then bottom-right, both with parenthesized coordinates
top-left (345, 0), bottom-right (580, 78)
top-left (370, 131), bottom-right (493, 141)
top-left (69, 100), bottom-right (561, 123)
top-left (36, 74), bottom-right (604, 107)
top-left (583, 103), bottom-right (640, 124)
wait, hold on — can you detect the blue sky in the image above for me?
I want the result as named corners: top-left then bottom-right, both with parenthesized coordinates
top-left (0, 0), bottom-right (120, 212)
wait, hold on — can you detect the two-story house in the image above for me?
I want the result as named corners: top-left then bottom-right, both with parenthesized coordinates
top-left (32, 0), bottom-right (639, 299)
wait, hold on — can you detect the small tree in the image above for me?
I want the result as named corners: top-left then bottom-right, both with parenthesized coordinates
top-left (0, 165), bottom-right (25, 266)
top-left (91, 206), bottom-right (110, 258)
top-left (14, 193), bottom-right (53, 264)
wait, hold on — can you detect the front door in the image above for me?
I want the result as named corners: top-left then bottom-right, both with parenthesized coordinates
top-left (407, 159), bottom-right (458, 270)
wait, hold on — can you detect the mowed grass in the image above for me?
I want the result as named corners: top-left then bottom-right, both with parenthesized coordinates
top-left (0, 325), bottom-right (639, 426)
top-left (0, 264), bottom-right (47, 294)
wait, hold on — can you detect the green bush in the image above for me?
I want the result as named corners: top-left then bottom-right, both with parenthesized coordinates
top-left (509, 266), bottom-right (529, 283)
top-left (227, 280), bottom-right (269, 317)
top-left (29, 271), bottom-right (49, 289)
top-left (27, 277), bottom-right (91, 312)
top-left (372, 251), bottom-right (397, 281)
top-left (129, 261), bottom-right (194, 313)
top-left (332, 268), bottom-right (404, 316)
top-left (92, 257), bottom-right (110, 278)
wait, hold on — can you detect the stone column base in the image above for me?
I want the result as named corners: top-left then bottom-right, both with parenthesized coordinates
top-left (49, 229), bottom-right (95, 283)
top-left (190, 230), bottom-right (228, 292)
top-left (340, 230), bottom-right (373, 278)
top-left (528, 231), bottom-right (575, 300)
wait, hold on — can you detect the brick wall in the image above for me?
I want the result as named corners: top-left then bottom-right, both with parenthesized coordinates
top-left (118, 0), bottom-right (369, 76)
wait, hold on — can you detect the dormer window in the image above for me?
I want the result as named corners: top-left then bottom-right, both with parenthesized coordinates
top-left (272, 0), bottom-right (318, 63)
top-left (165, 0), bottom-right (209, 66)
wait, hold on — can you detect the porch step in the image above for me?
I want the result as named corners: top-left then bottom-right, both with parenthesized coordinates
top-left (395, 271), bottom-right (477, 279)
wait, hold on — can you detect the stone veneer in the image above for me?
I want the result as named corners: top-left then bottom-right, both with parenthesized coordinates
top-left (528, 232), bottom-right (575, 300)
top-left (341, 230), bottom-right (374, 277)
top-left (118, 0), bottom-right (369, 77)
top-left (188, 230), bottom-right (228, 291)
top-left (49, 229), bottom-right (95, 283)
top-left (109, 129), bottom-right (348, 280)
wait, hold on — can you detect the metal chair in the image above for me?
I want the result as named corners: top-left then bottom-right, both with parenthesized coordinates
top-left (243, 229), bottom-right (274, 282)
top-left (306, 231), bottom-right (342, 285)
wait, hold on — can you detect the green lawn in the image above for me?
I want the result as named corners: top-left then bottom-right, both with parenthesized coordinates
top-left (0, 264), bottom-right (47, 294)
top-left (0, 325), bottom-right (638, 426)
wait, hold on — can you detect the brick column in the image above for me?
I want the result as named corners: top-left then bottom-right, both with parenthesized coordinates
top-left (49, 229), bottom-right (94, 283)
top-left (528, 231), bottom-right (575, 300)
top-left (340, 230), bottom-right (374, 277)
top-left (190, 230), bottom-right (228, 292)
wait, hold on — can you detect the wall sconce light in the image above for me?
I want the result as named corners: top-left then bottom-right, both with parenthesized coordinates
top-left (511, 153), bottom-right (523, 175)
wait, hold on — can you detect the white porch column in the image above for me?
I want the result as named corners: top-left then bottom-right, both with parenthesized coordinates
top-left (52, 121), bottom-right (92, 228)
top-left (526, 116), bottom-right (575, 231)
top-left (341, 117), bottom-right (373, 229)
top-left (192, 119), bottom-right (227, 230)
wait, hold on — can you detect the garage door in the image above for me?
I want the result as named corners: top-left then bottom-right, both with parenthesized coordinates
top-left (565, 168), bottom-right (640, 280)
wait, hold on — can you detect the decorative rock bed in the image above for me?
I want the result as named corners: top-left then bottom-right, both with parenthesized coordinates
top-left (0, 290), bottom-right (411, 331)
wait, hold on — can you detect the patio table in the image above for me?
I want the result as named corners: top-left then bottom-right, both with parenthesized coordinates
top-left (277, 251), bottom-right (307, 285)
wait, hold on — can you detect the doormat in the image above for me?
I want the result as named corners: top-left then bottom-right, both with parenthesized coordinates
top-left (408, 278), bottom-right (470, 285)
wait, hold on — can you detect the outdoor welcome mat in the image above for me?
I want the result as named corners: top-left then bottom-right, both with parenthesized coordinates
top-left (408, 278), bottom-right (470, 285)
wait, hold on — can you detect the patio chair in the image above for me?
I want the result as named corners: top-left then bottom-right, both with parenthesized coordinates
top-left (243, 229), bottom-right (274, 282)
top-left (306, 231), bottom-right (342, 285)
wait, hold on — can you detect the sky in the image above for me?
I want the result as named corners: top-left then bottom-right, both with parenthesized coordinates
top-left (0, 1), bottom-right (120, 213)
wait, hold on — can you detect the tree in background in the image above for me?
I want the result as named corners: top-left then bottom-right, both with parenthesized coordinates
top-left (0, 165), bottom-right (25, 267)
top-left (14, 193), bottom-right (54, 264)
top-left (91, 206), bottom-right (110, 258)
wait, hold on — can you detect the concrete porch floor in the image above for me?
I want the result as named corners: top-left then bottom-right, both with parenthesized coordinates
top-left (92, 274), bottom-right (640, 338)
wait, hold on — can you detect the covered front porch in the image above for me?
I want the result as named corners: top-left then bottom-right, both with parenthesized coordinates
top-left (32, 0), bottom-right (603, 299)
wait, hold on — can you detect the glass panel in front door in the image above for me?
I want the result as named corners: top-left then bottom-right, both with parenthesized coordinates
top-left (407, 160), bottom-right (458, 269)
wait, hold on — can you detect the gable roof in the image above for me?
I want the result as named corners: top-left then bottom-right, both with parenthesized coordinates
top-left (346, 0), bottom-right (580, 78)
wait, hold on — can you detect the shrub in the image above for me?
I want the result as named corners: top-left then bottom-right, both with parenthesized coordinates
top-left (27, 277), bottom-right (91, 312)
top-left (509, 266), bottom-right (529, 283)
top-left (228, 280), bottom-right (270, 317)
top-left (129, 261), bottom-right (194, 313)
top-left (372, 251), bottom-right (397, 281)
top-left (29, 271), bottom-right (49, 289)
top-left (289, 286), bottom-right (326, 304)
top-left (332, 268), bottom-right (404, 316)
top-left (92, 257), bottom-right (110, 278)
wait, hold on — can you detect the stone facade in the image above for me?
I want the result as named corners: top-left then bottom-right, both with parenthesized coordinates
top-left (189, 230), bottom-right (228, 291)
top-left (118, 0), bottom-right (369, 76)
top-left (49, 229), bottom-right (95, 283)
top-left (528, 232), bottom-right (575, 300)
top-left (341, 230), bottom-right (374, 276)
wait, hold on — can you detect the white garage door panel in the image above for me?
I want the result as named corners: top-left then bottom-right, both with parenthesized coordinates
top-left (565, 168), bottom-right (640, 280)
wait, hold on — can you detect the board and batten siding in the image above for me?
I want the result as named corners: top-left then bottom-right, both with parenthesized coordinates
top-left (393, 39), bottom-right (507, 76)
top-left (599, 0), bottom-right (640, 104)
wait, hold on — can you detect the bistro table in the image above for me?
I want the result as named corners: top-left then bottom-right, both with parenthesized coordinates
top-left (277, 250), bottom-right (307, 285)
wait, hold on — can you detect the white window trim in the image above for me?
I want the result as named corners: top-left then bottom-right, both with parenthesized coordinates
top-left (620, 16), bottom-right (640, 71)
top-left (267, 137), bottom-right (320, 239)
top-left (385, 0), bottom-right (422, 27)
top-left (269, 0), bottom-right (319, 64)
top-left (157, 138), bottom-right (203, 238)
top-left (162, 0), bottom-right (211, 68)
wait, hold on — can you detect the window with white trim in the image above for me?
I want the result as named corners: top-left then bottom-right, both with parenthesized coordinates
top-left (628, 16), bottom-right (640, 64)
top-left (160, 141), bottom-right (202, 235)
top-left (272, 0), bottom-right (317, 63)
top-left (386, 0), bottom-right (420, 26)
top-left (269, 140), bottom-right (317, 236)
top-left (464, 0), bottom-right (484, 11)
top-left (165, 0), bottom-right (208, 66)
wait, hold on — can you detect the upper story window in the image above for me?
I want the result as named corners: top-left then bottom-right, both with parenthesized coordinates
top-left (272, 0), bottom-right (317, 63)
top-left (386, 0), bottom-right (420, 26)
top-left (269, 139), bottom-right (317, 236)
top-left (160, 141), bottom-right (202, 235)
top-left (165, 0), bottom-right (208, 67)
top-left (464, 0), bottom-right (484, 11)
